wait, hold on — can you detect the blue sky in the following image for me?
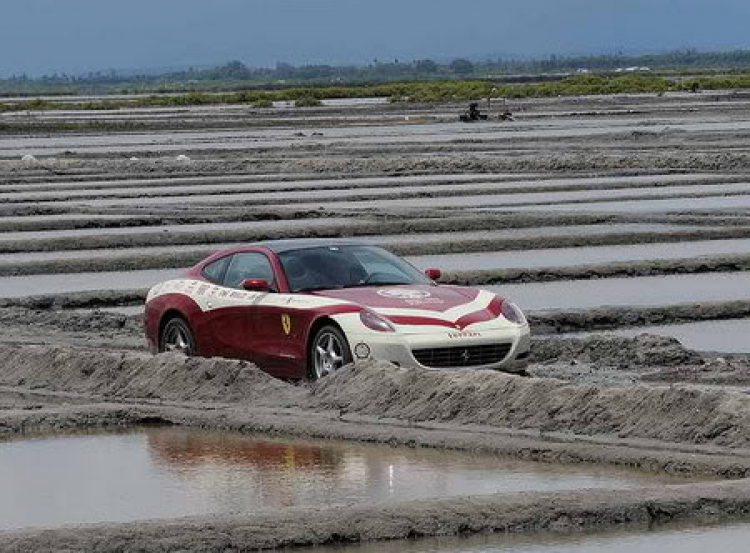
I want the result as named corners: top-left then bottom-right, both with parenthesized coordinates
top-left (1, 0), bottom-right (749, 76)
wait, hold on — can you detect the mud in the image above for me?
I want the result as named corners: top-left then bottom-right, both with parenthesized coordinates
top-left (1, 346), bottom-right (749, 450)
top-left (530, 334), bottom-right (704, 369)
top-left (12, 230), bottom-right (750, 278)
top-left (578, 318), bottom-right (750, 355)
top-left (3, 481), bottom-right (750, 552)
top-left (0, 213), bottom-right (624, 253)
top-left (0, 343), bottom-right (749, 548)
top-left (2, 339), bottom-right (750, 547)
top-left (0, 346), bottom-right (301, 405)
top-left (2, 91), bottom-right (750, 550)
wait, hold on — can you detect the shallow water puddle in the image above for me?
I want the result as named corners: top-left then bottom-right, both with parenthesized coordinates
top-left (307, 521), bottom-right (750, 553)
top-left (0, 426), bottom-right (690, 531)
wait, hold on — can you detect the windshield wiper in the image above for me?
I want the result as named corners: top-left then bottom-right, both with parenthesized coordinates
top-left (342, 282), bottom-right (411, 289)
top-left (296, 285), bottom-right (341, 293)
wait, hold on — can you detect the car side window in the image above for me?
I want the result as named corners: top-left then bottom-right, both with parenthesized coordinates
top-left (202, 255), bottom-right (232, 284)
top-left (223, 253), bottom-right (276, 289)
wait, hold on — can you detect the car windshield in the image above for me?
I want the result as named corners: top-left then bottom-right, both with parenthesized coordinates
top-left (279, 245), bottom-right (431, 293)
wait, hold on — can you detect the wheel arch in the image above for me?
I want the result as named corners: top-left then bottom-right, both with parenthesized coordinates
top-left (158, 308), bottom-right (190, 340)
top-left (306, 315), bottom-right (344, 356)
top-left (305, 315), bottom-right (354, 380)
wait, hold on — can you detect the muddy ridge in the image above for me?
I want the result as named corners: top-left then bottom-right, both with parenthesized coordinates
top-left (2, 481), bottom-right (750, 553)
top-left (2, 346), bottom-right (749, 449)
top-left (0, 346), bottom-right (300, 405)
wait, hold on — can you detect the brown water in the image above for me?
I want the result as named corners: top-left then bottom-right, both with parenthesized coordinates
top-left (305, 521), bottom-right (750, 553)
top-left (0, 426), bottom-right (690, 531)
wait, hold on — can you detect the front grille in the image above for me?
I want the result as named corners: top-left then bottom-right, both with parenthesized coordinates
top-left (412, 343), bottom-right (512, 369)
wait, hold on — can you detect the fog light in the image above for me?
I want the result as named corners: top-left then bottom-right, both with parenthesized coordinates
top-left (354, 343), bottom-right (371, 359)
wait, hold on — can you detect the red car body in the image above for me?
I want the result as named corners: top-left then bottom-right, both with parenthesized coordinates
top-left (145, 240), bottom-right (531, 380)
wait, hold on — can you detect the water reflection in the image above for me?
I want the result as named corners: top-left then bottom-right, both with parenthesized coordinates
top-left (0, 426), bottom-right (692, 531)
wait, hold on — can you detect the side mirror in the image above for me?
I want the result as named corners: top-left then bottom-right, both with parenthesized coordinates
top-left (241, 278), bottom-right (271, 292)
top-left (425, 268), bottom-right (442, 281)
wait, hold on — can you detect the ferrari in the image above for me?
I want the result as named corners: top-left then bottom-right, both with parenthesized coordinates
top-left (144, 239), bottom-right (531, 380)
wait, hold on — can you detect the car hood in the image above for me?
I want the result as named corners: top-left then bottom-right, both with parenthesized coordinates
top-left (312, 285), bottom-right (477, 311)
top-left (312, 285), bottom-right (505, 330)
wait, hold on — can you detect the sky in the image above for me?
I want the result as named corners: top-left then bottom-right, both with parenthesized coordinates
top-left (1, 0), bottom-right (749, 76)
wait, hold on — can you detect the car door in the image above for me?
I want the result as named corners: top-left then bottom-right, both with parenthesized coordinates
top-left (209, 252), bottom-right (277, 363)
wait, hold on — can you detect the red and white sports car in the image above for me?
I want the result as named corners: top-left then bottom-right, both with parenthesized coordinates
top-left (144, 240), bottom-right (531, 380)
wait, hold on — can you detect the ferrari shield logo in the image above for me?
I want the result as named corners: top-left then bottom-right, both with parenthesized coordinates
top-left (281, 314), bottom-right (292, 335)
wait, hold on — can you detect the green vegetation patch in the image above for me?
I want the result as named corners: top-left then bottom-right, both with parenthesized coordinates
top-left (1, 74), bottom-right (749, 113)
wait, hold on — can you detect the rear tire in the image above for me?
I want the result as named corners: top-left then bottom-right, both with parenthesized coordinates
top-left (308, 325), bottom-right (352, 381)
top-left (159, 317), bottom-right (196, 356)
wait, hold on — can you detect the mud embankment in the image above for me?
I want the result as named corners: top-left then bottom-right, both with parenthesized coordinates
top-left (0, 347), bottom-right (301, 406)
top-left (5, 295), bottom-right (750, 338)
top-left (2, 345), bottom-right (750, 450)
top-left (2, 481), bottom-right (750, 553)
top-left (0, 213), bottom-right (619, 253)
top-left (1, 345), bottom-right (750, 551)
top-left (530, 334), bottom-right (703, 368)
top-left (530, 300), bottom-right (750, 334)
top-left (7, 228), bottom-right (750, 278)
top-left (308, 362), bottom-right (750, 449)
top-left (444, 252), bottom-right (750, 285)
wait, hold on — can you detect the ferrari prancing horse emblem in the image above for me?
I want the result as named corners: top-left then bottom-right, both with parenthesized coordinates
top-left (281, 314), bottom-right (292, 335)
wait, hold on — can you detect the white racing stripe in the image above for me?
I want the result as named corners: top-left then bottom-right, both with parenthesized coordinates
top-left (148, 279), bottom-right (350, 312)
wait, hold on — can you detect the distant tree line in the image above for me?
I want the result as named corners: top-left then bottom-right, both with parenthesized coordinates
top-left (1, 49), bottom-right (749, 95)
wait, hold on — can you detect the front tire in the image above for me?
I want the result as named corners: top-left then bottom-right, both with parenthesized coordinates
top-left (159, 317), bottom-right (196, 356)
top-left (309, 325), bottom-right (352, 381)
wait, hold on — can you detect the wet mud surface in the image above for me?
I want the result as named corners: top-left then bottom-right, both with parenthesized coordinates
top-left (306, 521), bottom-right (750, 553)
top-left (1, 91), bottom-right (750, 550)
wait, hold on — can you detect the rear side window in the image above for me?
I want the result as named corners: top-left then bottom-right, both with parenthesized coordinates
top-left (223, 253), bottom-right (276, 289)
top-left (202, 255), bottom-right (232, 284)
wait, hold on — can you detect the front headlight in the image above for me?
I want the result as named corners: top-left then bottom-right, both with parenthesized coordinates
top-left (359, 310), bottom-right (396, 333)
top-left (501, 301), bottom-right (527, 325)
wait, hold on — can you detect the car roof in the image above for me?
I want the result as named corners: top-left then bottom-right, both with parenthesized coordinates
top-left (249, 238), bottom-right (372, 254)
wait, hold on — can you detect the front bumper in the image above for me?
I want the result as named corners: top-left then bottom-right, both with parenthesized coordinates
top-left (346, 324), bottom-right (531, 374)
